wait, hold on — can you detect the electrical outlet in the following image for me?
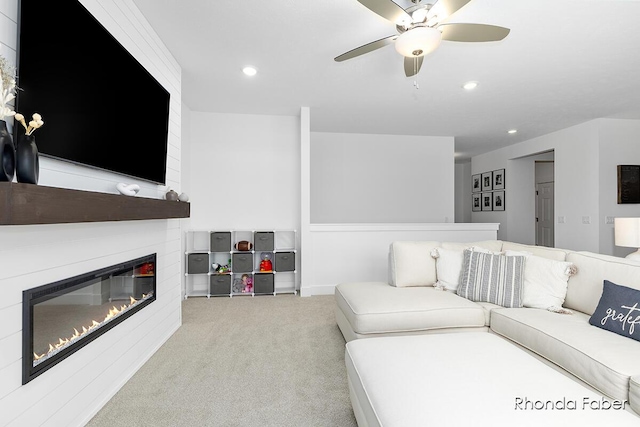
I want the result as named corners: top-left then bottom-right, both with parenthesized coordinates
top-left (605, 216), bottom-right (614, 225)
top-left (558, 216), bottom-right (565, 224)
top-left (582, 216), bottom-right (591, 224)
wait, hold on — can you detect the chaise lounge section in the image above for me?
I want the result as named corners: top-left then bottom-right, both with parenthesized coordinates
top-left (335, 240), bottom-right (640, 424)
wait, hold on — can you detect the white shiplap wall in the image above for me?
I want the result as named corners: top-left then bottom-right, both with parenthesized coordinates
top-left (0, 1), bottom-right (183, 426)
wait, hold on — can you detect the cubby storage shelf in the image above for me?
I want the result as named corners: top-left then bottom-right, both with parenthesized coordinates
top-left (0, 182), bottom-right (190, 225)
top-left (184, 229), bottom-right (298, 298)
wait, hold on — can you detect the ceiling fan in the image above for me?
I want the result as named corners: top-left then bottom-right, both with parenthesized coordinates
top-left (335, 0), bottom-right (510, 77)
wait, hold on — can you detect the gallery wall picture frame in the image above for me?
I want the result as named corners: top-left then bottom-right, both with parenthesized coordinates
top-left (617, 165), bottom-right (640, 204)
top-left (481, 172), bottom-right (492, 191)
top-left (493, 169), bottom-right (505, 190)
top-left (472, 174), bottom-right (481, 193)
top-left (481, 192), bottom-right (493, 211)
top-left (493, 190), bottom-right (505, 211)
top-left (472, 193), bottom-right (481, 212)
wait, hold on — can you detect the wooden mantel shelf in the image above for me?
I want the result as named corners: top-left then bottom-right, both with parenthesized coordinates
top-left (0, 182), bottom-right (190, 225)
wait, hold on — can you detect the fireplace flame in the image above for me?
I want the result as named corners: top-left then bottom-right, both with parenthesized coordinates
top-left (33, 293), bottom-right (152, 365)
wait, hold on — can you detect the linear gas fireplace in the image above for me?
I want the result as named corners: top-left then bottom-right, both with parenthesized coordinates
top-left (22, 254), bottom-right (156, 384)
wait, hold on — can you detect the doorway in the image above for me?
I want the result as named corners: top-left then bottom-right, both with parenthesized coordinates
top-left (535, 161), bottom-right (555, 247)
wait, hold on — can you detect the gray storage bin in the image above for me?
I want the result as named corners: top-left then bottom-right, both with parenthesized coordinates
top-left (187, 253), bottom-right (209, 274)
top-left (210, 274), bottom-right (231, 295)
top-left (254, 273), bottom-right (274, 294)
top-left (232, 253), bottom-right (253, 273)
top-left (274, 252), bottom-right (295, 272)
top-left (210, 232), bottom-right (231, 252)
top-left (254, 232), bottom-right (274, 251)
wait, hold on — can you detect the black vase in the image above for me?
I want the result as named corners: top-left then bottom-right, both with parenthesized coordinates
top-left (16, 134), bottom-right (39, 185)
top-left (0, 120), bottom-right (16, 182)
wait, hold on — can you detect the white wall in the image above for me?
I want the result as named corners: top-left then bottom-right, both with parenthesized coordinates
top-left (0, 1), bottom-right (183, 426)
top-left (310, 132), bottom-right (455, 223)
top-left (455, 161), bottom-right (472, 223)
top-left (471, 118), bottom-right (640, 255)
top-left (188, 112), bottom-right (301, 231)
top-left (598, 119), bottom-right (640, 257)
top-left (304, 223), bottom-right (499, 295)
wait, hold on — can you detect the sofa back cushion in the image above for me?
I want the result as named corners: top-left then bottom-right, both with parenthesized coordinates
top-left (565, 251), bottom-right (640, 315)
top-left (440, 240), bottom-right (503, 253)
top-left (501, 241), bottom-right (569, 261)
top-left (389, 241), bottom-right (439, 287)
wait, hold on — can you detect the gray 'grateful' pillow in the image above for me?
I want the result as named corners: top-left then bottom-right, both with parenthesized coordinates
top-left (589, 280), bottom-right (640, 342)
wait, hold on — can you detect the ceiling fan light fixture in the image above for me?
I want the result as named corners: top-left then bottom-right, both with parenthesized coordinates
top-left (394, 26), bottom-right (442, 58)
top-left (411, 8), bottom-right (428, 23)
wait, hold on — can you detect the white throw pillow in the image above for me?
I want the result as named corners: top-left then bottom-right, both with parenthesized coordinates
top-left (431, 246), bottom-right (501, 291)
top-left (505, 250), bottom-right (576, 312)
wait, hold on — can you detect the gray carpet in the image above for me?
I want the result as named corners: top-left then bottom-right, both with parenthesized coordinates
top-left (87, 295), bottom-right (357, 427)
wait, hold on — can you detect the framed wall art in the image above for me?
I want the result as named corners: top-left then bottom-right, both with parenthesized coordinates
top-left (481, 172), bottom-right (492, 191)
top-left (493, 169), bottom-right (505, 190)
top-left (472, 193), bottom-right (481, 212)
top-left (482, 192), bottom-right (493, 211)
top-left (617, 165), bottom-right (640, 204)
top-left (492, 190), bottom-right (505, 211)
top-left (472, 174), bottom-right (481, 193)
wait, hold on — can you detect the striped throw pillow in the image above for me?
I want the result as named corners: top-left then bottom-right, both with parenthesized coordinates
top-left (457, 249), bottom-right (526, 308)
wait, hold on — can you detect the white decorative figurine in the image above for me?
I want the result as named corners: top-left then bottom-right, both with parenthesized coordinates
top-left (116, 183), bottom-right (140, 196)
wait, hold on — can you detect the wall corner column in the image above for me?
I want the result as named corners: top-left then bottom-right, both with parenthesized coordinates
top-left (300, 107), bottom-right (312, 296)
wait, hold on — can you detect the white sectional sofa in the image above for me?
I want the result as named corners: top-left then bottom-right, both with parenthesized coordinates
top-left (335, 240), bottom-right (640, 425)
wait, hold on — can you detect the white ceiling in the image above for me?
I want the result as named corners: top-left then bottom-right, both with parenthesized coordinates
top-left (131, 0), bottom-right (640, 160)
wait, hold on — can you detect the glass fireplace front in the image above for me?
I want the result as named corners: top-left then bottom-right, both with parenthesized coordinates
top-left (22, 254), bottom-right (156, 384)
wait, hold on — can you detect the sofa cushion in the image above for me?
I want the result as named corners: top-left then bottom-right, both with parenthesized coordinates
top-left (457, 249), bottom-right (526, 308)
top-left (491, 307), bottom-right (640, 401)
top-left (441, 239), bottom-right (503, 253)
top-left (501, 241), bottom-right (569, 261)
top-left (505, 250), bottom-right (575, 312)
top-left (345, 333), bottom-right (638, 427)
top-left (589, 280), bottom-right (640, 342)
top-left (565, 251), bottom-right (640, 315)
top-left (335, 282), bottom-right (485, 335)
top-left (388, 241), bottom-right (439, 287)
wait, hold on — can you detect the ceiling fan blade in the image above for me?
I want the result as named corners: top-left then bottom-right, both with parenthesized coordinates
top-left (430, 0), bottom-right (472, 22)
top-left (357, 0), bottom-right (411, 24)
top-left (334, 35), bottom-right (397, 62)
top-left (439, 23), bottom-right (510, 42)
top-left (404, 56), bottom-right (424, 77)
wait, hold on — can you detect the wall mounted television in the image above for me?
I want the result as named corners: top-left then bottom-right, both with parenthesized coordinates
top-left (16, 0), bottom-right (170, 185)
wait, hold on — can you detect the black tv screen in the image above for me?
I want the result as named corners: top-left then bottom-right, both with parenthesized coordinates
top-left (16, 0), bottom-right (170, 184)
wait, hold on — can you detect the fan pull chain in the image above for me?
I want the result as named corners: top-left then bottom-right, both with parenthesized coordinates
top-left (413, 57), bottom-right (419, 90)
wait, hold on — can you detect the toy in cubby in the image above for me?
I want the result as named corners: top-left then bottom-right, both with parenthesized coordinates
top-left (241, 274), bottom-right (253, 293)
top-left (259, 252), bottom-right (273, 272)
top-left (212, 262), bottom-right (230, 274)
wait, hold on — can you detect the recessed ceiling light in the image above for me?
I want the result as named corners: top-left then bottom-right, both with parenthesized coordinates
top-left (242, 66), bottom-right (257, 76)
top-left (507, 129), bottom-right (518, 134)
top-left (462, 81), bottom-right (478, 90)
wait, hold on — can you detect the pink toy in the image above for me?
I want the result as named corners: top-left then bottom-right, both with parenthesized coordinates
top-left (242, 274), bottom-right (253, 293)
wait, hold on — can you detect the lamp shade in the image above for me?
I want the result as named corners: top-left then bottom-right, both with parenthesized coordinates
top-left (395, 27), bottom-right (442, 58)
top-left (614, 218), bottom-right (640, 248)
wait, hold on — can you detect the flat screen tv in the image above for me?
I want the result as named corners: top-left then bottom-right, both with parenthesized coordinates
top-left (16, 0), bottom-right (170, 184)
